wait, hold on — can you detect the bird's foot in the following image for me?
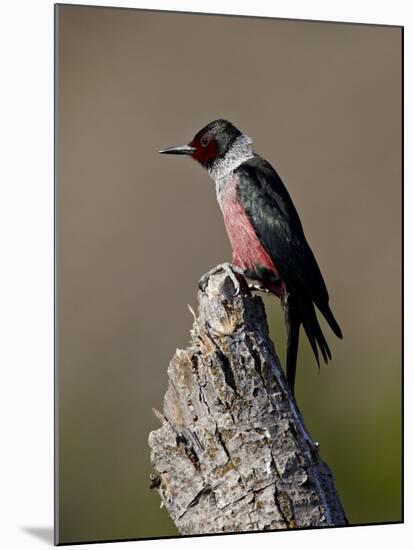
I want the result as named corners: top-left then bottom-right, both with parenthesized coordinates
top-left (198, 263), bottom-right (245, 295)
top-left (248, 283), bottom-right (270, 294)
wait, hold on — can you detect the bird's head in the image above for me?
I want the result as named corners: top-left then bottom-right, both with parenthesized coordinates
top-left (159, 119), bottom-right (245, 171)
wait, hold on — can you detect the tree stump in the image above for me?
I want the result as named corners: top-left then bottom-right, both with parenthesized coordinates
top-left (148, 263), bottom-right (347, 534)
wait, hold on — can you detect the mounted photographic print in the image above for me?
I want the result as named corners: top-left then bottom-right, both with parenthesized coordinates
top-left (55, 4), bottom-right (403, 545)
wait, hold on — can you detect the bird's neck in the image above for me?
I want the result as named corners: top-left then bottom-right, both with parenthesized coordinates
top-left (208, 134), bottom-right (254, 182)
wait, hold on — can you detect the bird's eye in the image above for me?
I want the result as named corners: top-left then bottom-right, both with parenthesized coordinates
top-left (201, 136), bottom-right (209, 147)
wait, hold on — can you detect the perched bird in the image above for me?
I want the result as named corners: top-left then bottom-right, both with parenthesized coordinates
top-left (159, 119), bottom-right (342, 395)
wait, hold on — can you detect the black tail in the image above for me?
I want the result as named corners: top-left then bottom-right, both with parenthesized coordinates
top-left (302, 301), bottom-right (332, 365)
top-left (286, 309), bottom-right (300, 395)
top-left (284, 294), bottom-right (342, 395)
top-left (316, 301), bottom-right (343, 339)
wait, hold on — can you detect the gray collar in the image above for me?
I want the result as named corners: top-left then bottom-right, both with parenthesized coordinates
top-left (208, 134), bottom-right (254, 181)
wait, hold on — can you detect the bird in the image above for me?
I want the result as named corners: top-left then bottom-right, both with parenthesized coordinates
top-left (159, 119), bottom-right (342, 395)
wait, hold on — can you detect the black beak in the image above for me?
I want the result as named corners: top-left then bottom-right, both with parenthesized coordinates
top-left (159, 144), bottom-right (195, 155)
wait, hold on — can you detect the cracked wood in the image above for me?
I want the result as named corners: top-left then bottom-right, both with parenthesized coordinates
top-left (148, 263), bottom-right (347, 534)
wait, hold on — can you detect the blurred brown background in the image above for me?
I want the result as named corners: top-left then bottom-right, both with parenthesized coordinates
top-left (56, 5), bottom-right (402, 544)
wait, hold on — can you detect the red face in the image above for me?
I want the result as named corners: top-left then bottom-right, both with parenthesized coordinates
top-left (189, 133), bottom-right (218, 166)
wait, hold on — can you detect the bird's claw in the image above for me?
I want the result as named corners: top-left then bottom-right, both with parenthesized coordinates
top-left (248, 283), bottom-right (270, 294)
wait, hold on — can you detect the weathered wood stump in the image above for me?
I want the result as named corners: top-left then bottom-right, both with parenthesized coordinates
top-left (148, 263), bottom-right (347, 534)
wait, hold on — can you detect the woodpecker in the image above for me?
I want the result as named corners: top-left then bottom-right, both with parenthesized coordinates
top-left (159, 119), bottom-right (342, 395)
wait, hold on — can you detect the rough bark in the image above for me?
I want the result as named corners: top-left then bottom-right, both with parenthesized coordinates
top-left (148, 263), bottom-right (347, 535)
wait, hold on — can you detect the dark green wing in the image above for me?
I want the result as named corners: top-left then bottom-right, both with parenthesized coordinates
top-left (235, 156), bottom-right (328, 304)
